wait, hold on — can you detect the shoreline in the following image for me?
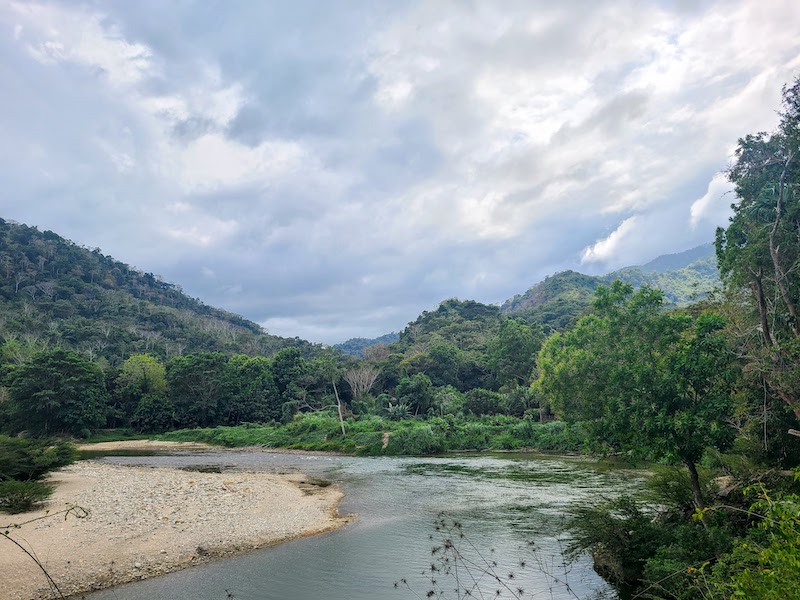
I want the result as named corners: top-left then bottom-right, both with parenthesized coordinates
top-left (76, 439), bottom-right (344, 456)
top-left (1, 459), bottom-right (351, 600)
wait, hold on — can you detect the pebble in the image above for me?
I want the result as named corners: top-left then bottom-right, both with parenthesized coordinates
top-left (3, 461), bottom-right (348, 600)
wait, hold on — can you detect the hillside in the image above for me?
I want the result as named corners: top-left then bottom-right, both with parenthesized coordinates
top-left (0, 218), bottom-right (316, 364)
top-left (501, 244), bottom-right (718, 330)
top-left (333, 332), bottom-right (400, 357)
top-left (392, 298), bottom-right (504, 354)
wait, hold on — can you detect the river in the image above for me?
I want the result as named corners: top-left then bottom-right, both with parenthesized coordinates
top-left (81, 451), bottom-right (643, 600)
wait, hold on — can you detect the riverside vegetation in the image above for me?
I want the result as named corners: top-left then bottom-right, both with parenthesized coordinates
top-left (2, 79), bottom-right (800, 599)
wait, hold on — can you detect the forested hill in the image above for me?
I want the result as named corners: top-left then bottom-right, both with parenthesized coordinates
top-left (501, 244), bottom-right (718, 329)
top-left (333, 332), bottom-right (400, 357)
top-left (0, 218), bottom-right (316, 364)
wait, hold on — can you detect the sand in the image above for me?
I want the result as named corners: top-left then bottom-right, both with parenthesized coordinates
top-left (0, 458), bottom-right (350, 600)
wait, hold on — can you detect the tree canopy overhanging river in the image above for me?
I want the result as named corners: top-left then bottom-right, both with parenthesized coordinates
top-left (80, 451), bottom-right (645, 600)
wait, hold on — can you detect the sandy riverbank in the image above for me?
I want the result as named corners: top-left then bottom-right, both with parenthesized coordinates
top-left (76, 439), bottom-right (217, 452)
top-left (0, 460), bottom-right (350, 600)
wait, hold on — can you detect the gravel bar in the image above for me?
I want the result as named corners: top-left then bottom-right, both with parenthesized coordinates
top-left (0, 461), bottom-right (350, 600)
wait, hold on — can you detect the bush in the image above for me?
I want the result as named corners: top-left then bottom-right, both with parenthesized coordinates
top-left (385, 425), bottom-right (444, 455)
top-left (567, 495), bottom-right (669, 584)
top-left (700, 486), bottom-right (800, 600)
top-left (463, 389), bottom-right (503, 416)
top-left (0, 436), bottom-right (77, 481)
top-left (0, 480), bottom-right (54, 514)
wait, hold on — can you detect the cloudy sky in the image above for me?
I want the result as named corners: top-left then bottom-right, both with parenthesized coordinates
top-left (2, 1), bottom-right (799, 343)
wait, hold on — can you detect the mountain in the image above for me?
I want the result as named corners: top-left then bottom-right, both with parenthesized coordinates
top-left (636, 244), bottom-right (715, 273)
top-left (0, 218), bottom-right (317, 364)
top-left (333, 332), bottom-right (400, 357)
top-left (501, 244), bottom-right (718, 330)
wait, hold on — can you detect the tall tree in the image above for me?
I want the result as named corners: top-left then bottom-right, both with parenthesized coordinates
top-left (166, 353), bottom-right (231, 428)
top-left (227, 355), bottom-right (280, 423)
top-left (536, 283), bottom-right (737, 522)
top-left (113, 354), bottom-right (167, 426)
top-left (396, 373), bottom-right (435, 416)
top-left (8, 349), bottom-right (108, 436)
top-left (487, 319), bottom-right (544, 389)
top-left (716, 78), bottom-right (800, 418)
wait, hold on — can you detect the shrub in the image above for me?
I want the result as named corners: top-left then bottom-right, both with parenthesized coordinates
top-left (463, 389), bottom-right (503, 416)
top-left (0, 480), bottom-right (54, 514)
top-left (567, 495), bottom-right (669, 584)
top-left (0, 436), bottom-right (76, 481)
top-left (385, 425), bottom-right (444, 455)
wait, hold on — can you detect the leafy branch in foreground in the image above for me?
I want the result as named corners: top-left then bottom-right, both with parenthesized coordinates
top-left (395, 513), bottom-right (591, 600)
top-left (1, 504), bottom-right (89, 600)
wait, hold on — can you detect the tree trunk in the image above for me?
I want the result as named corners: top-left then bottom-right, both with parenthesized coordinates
top-left (684, 458), bottom-right (708, 528)
top-left (332, 379), bottom-right (346, 436)
top-left (748, 268), bottom-right (800, 417)
top-left (748, 268), bottom-right (774, 347)
top-left (769, 150), bottom-right (799, 337)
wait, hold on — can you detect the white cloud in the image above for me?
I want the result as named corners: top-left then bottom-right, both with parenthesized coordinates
top-left (690, 173), bottom-right (734, 228)
top-left (6, 1), bottom-right (313, 199)
top-left (173, 134), bottom-right (306, 194)
top-left (581, 217), bottom-right (639, 264)
top-left (163, 217), bottom-right (240, 248)
top-left (11, 2), bottom-right (155, 86)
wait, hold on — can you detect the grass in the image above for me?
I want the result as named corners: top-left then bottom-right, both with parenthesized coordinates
top-left (80, 429), bottom-right (153, 444)
top-left (157, 413), bottom-right (589, 456)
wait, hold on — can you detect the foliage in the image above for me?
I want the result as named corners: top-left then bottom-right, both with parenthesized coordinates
top-left (501, 270), bottom-right (602, 330)
top-left (716, 77), bottom-right (800, 419)
top-left (227, 355), bottom-right (281, 424)
top-left (166, 352), bottom-right (232, 428)
top-left (131, 393), bottom-right (175, 433)
top-left (463, 388), bottom-right (503, 416)
top-left (536, 282), bottom-right (738, 514)
top-left (0, 436), bottom-right (76, 481)
top-left (701, 484), bottom-right (800, 600)
top-left (0, 436), bottom-right (75, 514)
top-left (158, 414), bottom-right (587, 456)
top-left (0, 480), bottom-right (53, 513)
top-left (567, 495), bottom-right (670, 584)
top-left (485, 318), bottom-right (544, 388)
top-left (396, 373), bottom-right (435, 415)
top-left (385, 424), bottom-right (444, 455)
top-left (111, 354), bottom-right (167, 427)
top-left (333, 332), bottom-right (399, 357)
top-left (7, 349), bottom-right (109, 436)
top-left (385, 402), bottom-right (412, 421)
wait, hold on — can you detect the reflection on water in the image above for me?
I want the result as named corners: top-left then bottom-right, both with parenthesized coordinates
top-left (83, 451), bottom-right (643, 600)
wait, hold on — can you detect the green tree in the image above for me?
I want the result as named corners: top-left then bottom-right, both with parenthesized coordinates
top-left (463, 388), bottom-right (503, 416)
top-left (716, 77), bottom-right (800, 419)
top-left (8, 349), bottom-right (108, 436)
top-left (399, 342), bottom-right (462, 388)
top-left (166, 352), bottom-right (231, 428)
top-left (227, 355), bottom-right (280, 423)
top-left (536, 283), bottom-right (737, 520)
top-left (396, 373), bottom-right (435, 415)
top-left (112, 354), bottom-right (167, 426)
top-left (487, 319), bottom-right (544, 389)
top-left (130, 393), bottom-right (175, 433)
top-left (271, 347), bottom-right (310, 407)
top-left (314, 352), bottom-right (347, 435)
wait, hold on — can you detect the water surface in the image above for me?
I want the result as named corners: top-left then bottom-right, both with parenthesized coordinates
top-left (83, 451), bottom-right (643, 600)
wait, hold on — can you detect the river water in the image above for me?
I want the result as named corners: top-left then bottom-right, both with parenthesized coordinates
top-left (82, 451), bottom-right (643, 600)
